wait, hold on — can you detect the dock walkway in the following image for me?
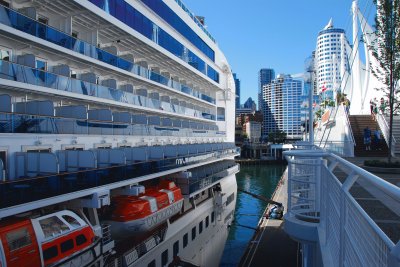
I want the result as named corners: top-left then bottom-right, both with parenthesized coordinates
top-left (238, 155), bottom-right (400, 267)
top-left (239, 170), bottom-right (300, 267)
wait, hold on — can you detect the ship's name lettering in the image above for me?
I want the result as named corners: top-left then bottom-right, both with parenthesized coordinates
top-left (176, 153), bottom-right (215, 165)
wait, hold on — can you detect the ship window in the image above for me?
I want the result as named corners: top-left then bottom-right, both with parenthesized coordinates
top-left (70, 70), bottom-right (77, 79)
top-left (0, 47), bottom-right (10, 61)
top-left (35, 58), bottom-right (47, 71)
top-left (211, 212), bottom-right (215, 223)
top-left (191, 227), bottom-right (196, 240)
top-left (226, 193), bottom-right (235, 206)
top-left (0, 150), bottom-right (7, 174)
top-left (205, 216), bottom-right (209, 228)
top-left (26, 148), bottom-right (51, 153)
top-left (173, 240), bottom-right (179, 256)
top-left (39, 216), bottom-right (70, 238)
top-left (38, 15), bottom-right (48, 25)
top-left (5, 227), bottom-right (32, 251)
top-left (76, 234), bottom-right (87, 246)
top-left (199, 221), bottom-right (203, 234)
top-left (183, 233), bottom-right (188, 248)
top-left (61, 239), bottom-right (74, 253)
top-left (147, 260), bottom-right (156, 267)
top-left (43, 246), bottom-right (58, 260)
top-left (161, 249), bottom-right (168, 266)
top-left (72, 31), bottom-right (79, 38)
top-left (62, 215), bottom-right (81, 228)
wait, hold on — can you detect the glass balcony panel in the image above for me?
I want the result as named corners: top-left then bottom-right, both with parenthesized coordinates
top-left (0, 6), bottom-right (216, 104)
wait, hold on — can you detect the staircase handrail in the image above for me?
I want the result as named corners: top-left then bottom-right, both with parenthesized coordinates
top-left (376, 113), bottom-right (397, 156)
top-left (343, 105), bottom-right (356, 146)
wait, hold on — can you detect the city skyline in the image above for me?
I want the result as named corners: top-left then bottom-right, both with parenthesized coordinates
top-left (184, 0), bottom-right (375, 106)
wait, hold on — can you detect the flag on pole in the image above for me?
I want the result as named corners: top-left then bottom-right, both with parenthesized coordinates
top-left (321, 83), bottom-right (328, 92)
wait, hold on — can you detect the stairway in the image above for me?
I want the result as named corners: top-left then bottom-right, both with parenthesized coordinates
top-left (348, 115), bottom-right (389, 157)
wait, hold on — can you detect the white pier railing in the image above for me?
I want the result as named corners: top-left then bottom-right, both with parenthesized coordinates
top-left (284, 149), bottom-right (400, 267)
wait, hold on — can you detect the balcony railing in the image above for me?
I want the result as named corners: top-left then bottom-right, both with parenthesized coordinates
top-left (0, 60), bottom-right (216, 121)
top-left (284, 148), bottom-right (400, 267)
top-left (0, 5), bottom-right (216, 105)
top-left (0, 143), bottom-right (238, 210)
top-left (0, 112), bottom-right (225, 137)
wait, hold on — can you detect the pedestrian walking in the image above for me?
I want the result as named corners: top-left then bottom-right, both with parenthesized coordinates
top-left (364, 126), bottom-right (371, 150)
top-left (373, 128), bottom-right (381, 150)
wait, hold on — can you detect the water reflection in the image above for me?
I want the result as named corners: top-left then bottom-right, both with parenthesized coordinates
top-left (220, 164), bottom-right (286, 267)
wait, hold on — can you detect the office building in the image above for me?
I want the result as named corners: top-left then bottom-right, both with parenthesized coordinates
top-left (262, 74), bottom-right (302, 140)
top-left (243, 97), bottom-right (257, 112)
top-left (233, 73), bottom-right (240, 109)
top-left (258, 68), bottom-right (275, 111)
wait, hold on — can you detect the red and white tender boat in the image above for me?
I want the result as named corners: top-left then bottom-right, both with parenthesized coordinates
top-left (108, 180), bottom-right (184, 240)
top-left (0, 210), bottom-right (101, 267)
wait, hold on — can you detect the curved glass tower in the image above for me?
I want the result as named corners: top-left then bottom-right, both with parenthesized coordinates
top-left (316, 19), bottom-right (349, 99)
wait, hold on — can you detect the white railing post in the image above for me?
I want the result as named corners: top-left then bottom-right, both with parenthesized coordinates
top-left (389, 242), bottom-right (400, 267)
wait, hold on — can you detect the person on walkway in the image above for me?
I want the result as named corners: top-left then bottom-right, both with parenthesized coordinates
top-left (364, 126), bottom-right (371, 150)
top-left (370, 98), bottom-right (377, 121)
top-left (379, 97), bottom-right (387, 115)
top-left (373, 128), bottom-right (382, 150)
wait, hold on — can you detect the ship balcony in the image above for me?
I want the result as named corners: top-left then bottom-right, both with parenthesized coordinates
top-left (0, 59), bottom-right (216, 121)
top-left (0, 94), bottom-right (223, 136)
top-left (0, 5), bottom-right (217, 105)
top-left (169, 160), bottom-right (239, 196)
top-left (0, 142), bottom-right (239, 217)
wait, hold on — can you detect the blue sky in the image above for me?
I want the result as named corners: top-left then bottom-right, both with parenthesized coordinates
top-left (184, 0), bottom-right (375, 106)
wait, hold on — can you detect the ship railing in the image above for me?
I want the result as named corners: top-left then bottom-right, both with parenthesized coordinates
top-left (284, 149), bottom-right (400, 267)
top-left (0, 143), bottom-right (239, 213)
top-left (0, 111), bottom-right (221, 137)
top-left (101, 224), bottom-right (113, 245)
top-left (173, 160), bottom-right (238, 195)
top-left (0, 59), bottom-right (216, 121)
top-left (105, 226), bottom-right (168, 267)
top-left (0, 5), bottom-right (216, 105)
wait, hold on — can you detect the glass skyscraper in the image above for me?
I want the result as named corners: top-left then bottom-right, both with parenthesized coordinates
top-left (262, 74), bottom-right (302, 140)
top-left (233, 73), bottom-right (240, 109)
top-left (258, 68), bottom-right (275, 111)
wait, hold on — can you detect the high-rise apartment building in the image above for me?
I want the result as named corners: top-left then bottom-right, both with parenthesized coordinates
top-left (315, 19), bottom-right (349, 99)
top-left (258, 68), bottom-right (275, 111)
top-left (233, 73), bottom-right (240, 109)
top-left (262, 74), bottom-right (302, 140)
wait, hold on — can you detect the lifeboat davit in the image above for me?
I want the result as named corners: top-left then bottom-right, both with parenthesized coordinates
top-left (0, 210), bottom-right (101, 267)
top-left (108, 180), bottom-right (184, 239)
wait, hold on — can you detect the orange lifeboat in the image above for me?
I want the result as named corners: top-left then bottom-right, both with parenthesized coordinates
top-left (108, 180), bottom-right (184, 239)
top-left (0, 210), bottom-right (101, 267)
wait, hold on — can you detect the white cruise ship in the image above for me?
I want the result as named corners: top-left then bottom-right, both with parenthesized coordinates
top-left (0, 0), bottom-right (239, 266)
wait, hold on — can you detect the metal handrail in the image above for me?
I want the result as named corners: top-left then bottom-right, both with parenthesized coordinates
top-left (376, 113), bottom-right (397, 156)
top-left (284, 148), bottom-right (400, 266)
top-left (343, 104), bottom-right (356, 146)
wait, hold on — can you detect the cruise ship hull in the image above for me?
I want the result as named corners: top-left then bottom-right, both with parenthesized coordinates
top-left (0, 0), bottom-right (237, 265)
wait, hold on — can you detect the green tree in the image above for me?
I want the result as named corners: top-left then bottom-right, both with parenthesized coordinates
top-left (268, 130), bottom-right (287, 144)
top-left (368, 0), bottom-right (400, 162)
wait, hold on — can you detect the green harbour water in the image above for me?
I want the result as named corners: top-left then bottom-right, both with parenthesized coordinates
top-left (220, 164), bottom-right (286, 267)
